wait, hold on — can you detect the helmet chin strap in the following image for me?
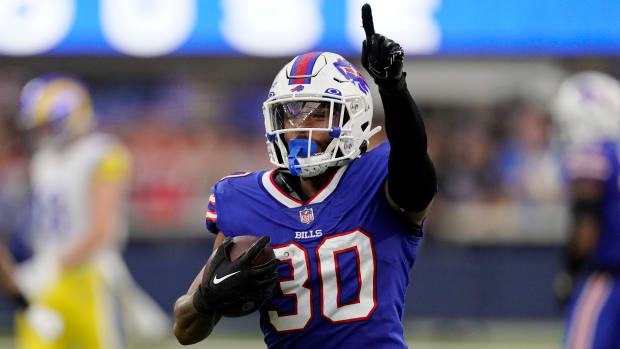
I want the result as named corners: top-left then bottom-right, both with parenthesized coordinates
top-left (287, 139), bottom-right (318, 176)
top-left (367, 125), bottom-right (382, 139)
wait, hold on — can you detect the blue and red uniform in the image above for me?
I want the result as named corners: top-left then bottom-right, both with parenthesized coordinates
top-left (206, 142), bottom-right (421, 349)
top-left (563, 141), bottom-right (620, 349)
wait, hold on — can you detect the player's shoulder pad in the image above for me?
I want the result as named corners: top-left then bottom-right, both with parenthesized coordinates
top-left (355, 140), bottom-right (390, 164)
top-left (565, 142), bottom-right (612, 182)
top-left (211, 171), bottom-right (261, 194)
top-left (219, 171), bottom-right (254, 181)
top-left (368, 141), bottom-right (390, 156)
top-left (343, 141), bottom-right (390, 187)
top-left (92, 133), bottom-right (132, 182)
top-left (84, 132), bottom-right (120, 149)
top-left (207, 171), bottom-right (262, 234)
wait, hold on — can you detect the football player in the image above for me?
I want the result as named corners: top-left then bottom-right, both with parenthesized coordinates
top-left (551, 71), bottom-right (620, 349)
top-left (15, 74), bottom-right (169, 348)
top-left (173, 4), bottom-right (436, 348)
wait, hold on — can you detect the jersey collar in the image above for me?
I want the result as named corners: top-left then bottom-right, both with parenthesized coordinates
top-left (261, 166), bottom-right (348, 208)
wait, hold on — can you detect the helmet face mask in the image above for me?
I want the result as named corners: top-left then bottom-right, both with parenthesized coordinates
top-left (270, 100), bottom-right (344, 130)
top-left (263, 52), bottom-right (379, 177)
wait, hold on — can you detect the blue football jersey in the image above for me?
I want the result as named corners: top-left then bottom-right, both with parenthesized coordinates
top-left (205, 142), bottom-right (422, 349)
top-left (564, 141), bottom-right (620, 270)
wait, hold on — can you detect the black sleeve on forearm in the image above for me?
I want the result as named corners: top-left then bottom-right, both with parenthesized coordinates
top-left (564, 196), bottom-right (602, 274)
top-left (378, 73), bottom-right (437, 212)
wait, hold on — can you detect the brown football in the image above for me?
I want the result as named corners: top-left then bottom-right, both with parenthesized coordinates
top-left (202, 235), bottom-right (276, 282)
top-left (228, 235), bottom-right (276, 265)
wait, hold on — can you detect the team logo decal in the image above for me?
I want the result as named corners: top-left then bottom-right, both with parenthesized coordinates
top-left (290, 85), bottom-right (305, 92)
top-left (324, 88), bottom-right (342, 96)
top-left (299, 207), bottom-right (314, 224)
top-left (333, 58), bottom-right (370, 95)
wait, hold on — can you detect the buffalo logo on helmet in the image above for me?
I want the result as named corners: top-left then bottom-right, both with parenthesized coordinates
top-left (290, 85), bottom-right (305, 92)
top-left (333, 58), bottom-right (370, 95)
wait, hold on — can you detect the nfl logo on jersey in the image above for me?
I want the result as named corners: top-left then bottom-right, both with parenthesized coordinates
top-left (299, 208), bottom-right (314, 224)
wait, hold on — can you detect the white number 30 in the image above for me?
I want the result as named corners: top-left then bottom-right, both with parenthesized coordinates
top-left (268, 229), bottom-right (377, 333)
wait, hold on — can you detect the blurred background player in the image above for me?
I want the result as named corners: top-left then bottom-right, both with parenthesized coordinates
top-left (173, 4), bottom-right (437, 348)
top-left (551, 71), bottom-right (620, 349)
top-left (14, 74), bottom-right (169, 348)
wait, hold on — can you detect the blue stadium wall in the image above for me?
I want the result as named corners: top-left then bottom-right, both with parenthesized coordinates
top-left (0, 240), bottom-right (564, 332)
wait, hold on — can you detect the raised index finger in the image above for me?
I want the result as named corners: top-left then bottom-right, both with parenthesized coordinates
top-left (361, 3), bottom-right (375, 42)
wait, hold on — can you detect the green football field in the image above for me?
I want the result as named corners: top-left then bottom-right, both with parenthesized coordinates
top-left (0, 319), bottom-right (563, 348)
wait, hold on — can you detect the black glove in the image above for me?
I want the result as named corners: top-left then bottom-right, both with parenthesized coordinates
top-left (553, 270), bottom-right (576, 305)
top-left (553, 253), bottom-right (585, 305)
top-left (192, 236), bottom-right (279, 317)
top-left (361, 3), bottom-right (404, 87)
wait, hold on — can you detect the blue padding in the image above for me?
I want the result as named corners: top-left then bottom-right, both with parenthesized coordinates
top-left (287, 139), bottom-right (317, 176)
top-left (329, 126), bottom-right (341, 138)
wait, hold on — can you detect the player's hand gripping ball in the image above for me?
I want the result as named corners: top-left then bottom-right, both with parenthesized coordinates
top-left (361, 3), bottom-right (404, 87)
top-left (193, 235), bottom-right (279, 317)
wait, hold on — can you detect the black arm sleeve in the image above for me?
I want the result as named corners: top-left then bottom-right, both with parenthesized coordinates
top-left (378, 73), bottom-right (437, 212)
top-left (564, 195), bottom-right (603, 274)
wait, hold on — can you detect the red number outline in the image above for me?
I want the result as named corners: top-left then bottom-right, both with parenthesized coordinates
top-left (316, 228), bottom-right (378, 324)
top-left (268, 241), bottom-right (314, 333)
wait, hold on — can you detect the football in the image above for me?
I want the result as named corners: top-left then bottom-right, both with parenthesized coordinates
top-left (201, 235), bottom-right (277, 318)
top-left (203, 236), bottom-right (276, 276)
top-left (228, 235), bottom-right (276, 266)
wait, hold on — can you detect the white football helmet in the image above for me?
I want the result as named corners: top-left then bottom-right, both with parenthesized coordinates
top-left (263, 51), bottom-right (381, 177)
top-left (551, 71), bottom-right (620, 145)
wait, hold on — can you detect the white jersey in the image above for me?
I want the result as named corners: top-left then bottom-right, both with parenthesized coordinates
top-left (29, 132), bottom-right (128, 257)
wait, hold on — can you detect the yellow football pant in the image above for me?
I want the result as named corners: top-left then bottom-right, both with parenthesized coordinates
top-left (15, 264), bottom-right (123, 349)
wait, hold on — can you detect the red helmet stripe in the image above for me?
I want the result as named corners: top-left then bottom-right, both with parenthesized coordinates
top-left (289, 52), bottom-right (322, 85)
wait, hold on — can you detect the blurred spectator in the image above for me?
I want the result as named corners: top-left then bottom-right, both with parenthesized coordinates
top-left (495, 104), bottom-right (564, 204)
top-left (440, 120), bottom-right (500, 202)
top-left (425, 103), bottom-right (567, 244)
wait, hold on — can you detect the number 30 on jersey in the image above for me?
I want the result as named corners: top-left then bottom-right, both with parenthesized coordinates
top-left (267, 229), bottom-right (377, 332)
